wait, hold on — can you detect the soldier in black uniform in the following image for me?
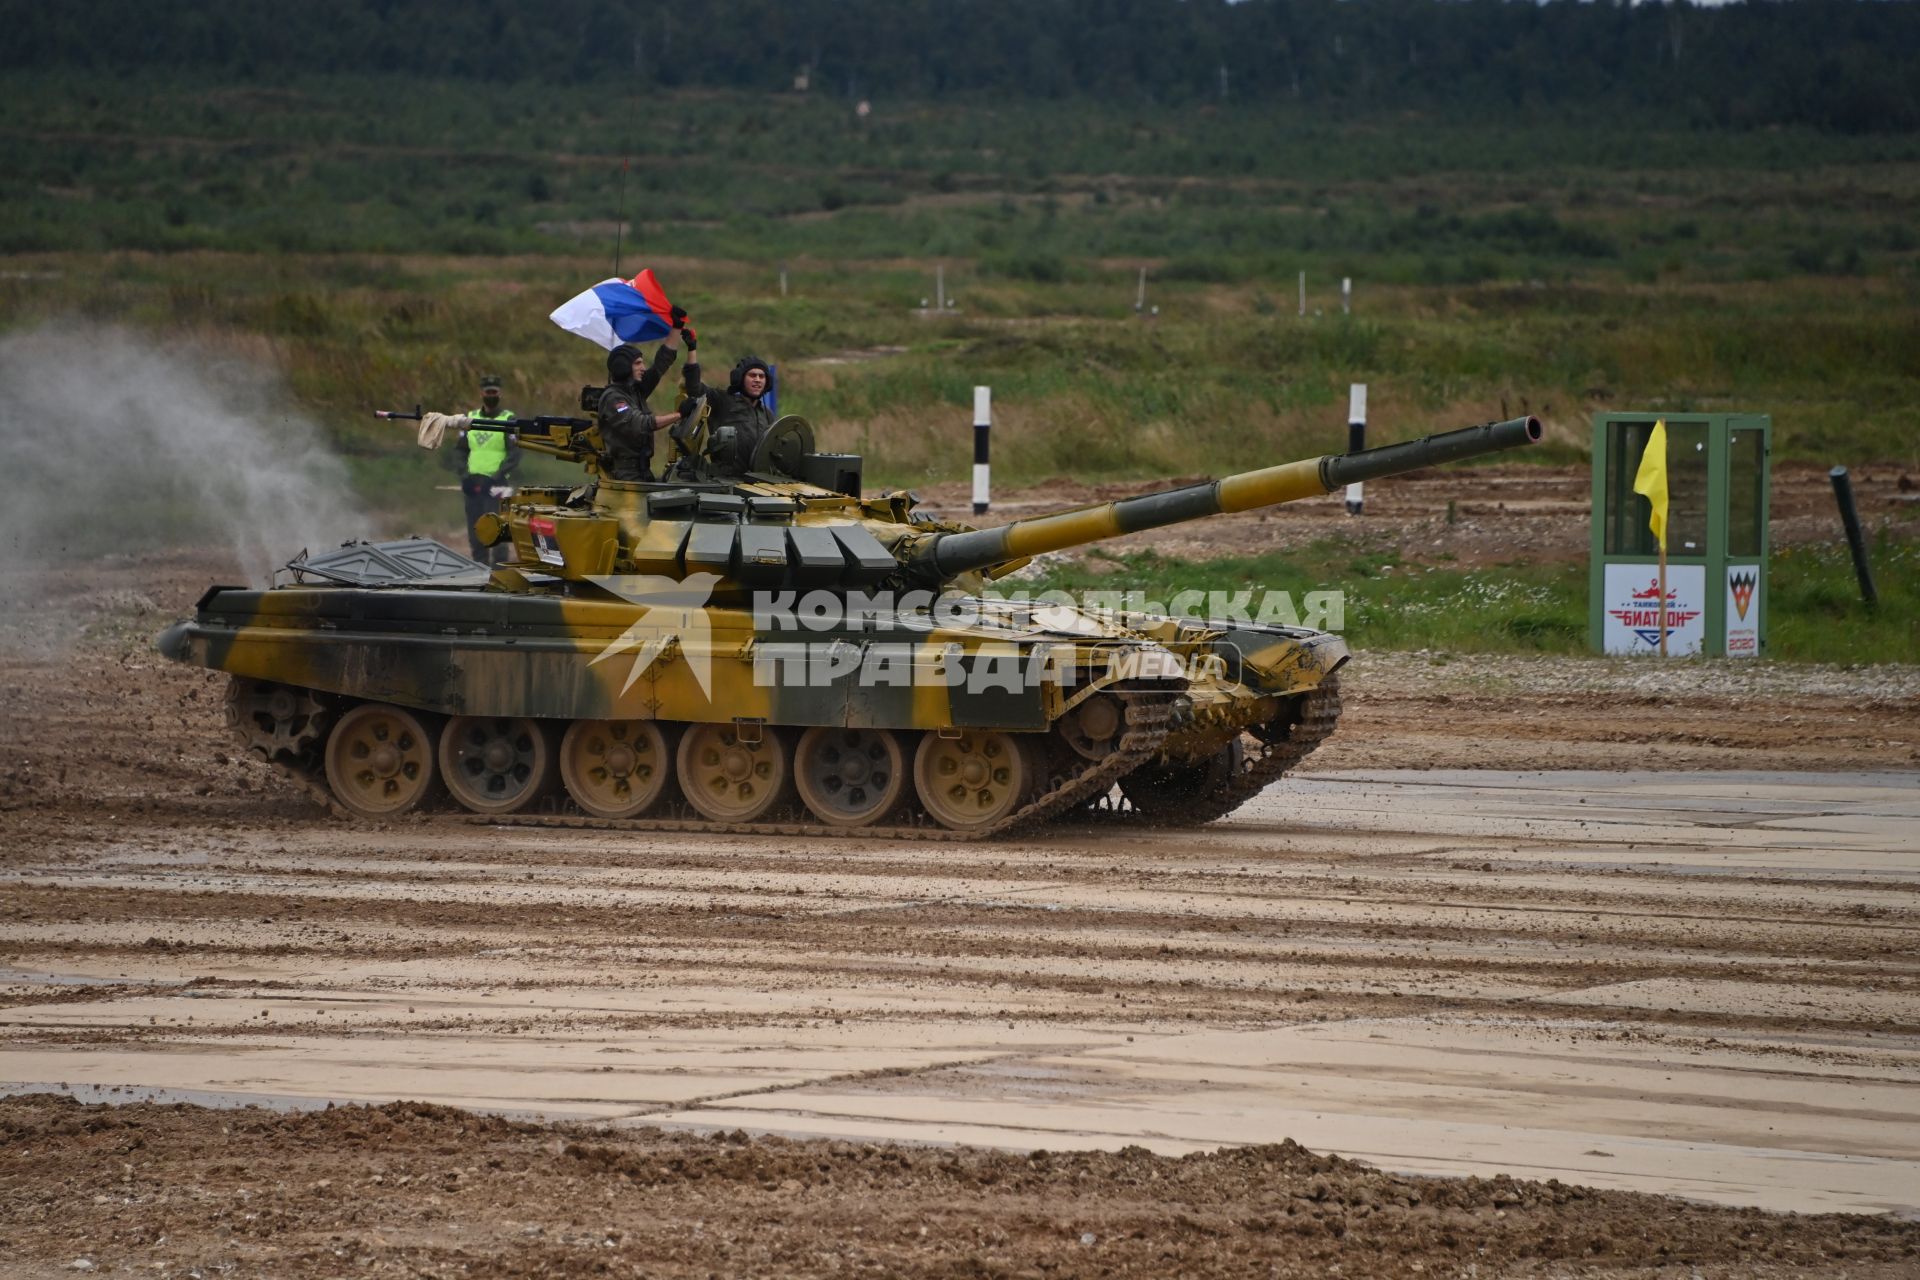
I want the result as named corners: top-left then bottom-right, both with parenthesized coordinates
top-left (678, 327), bottom-right (775, 477)
top-left (596, 315), bottom-right (686, 482)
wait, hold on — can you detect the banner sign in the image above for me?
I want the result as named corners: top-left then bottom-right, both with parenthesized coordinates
top-left (1725, 565), bottom-right (1761, 657)
top-left (1601, 563), bottom-right (1705, 656)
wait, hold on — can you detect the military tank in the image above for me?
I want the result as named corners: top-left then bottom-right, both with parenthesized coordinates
top-left (157, 405), bottom-right (1540, 835)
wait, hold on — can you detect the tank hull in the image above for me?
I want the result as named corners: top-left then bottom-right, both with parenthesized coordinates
top-left (157, 577), bottom-right (1347, 833)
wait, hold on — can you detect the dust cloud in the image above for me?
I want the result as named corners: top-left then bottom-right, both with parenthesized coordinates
top-left (0, 322), bottom-right (364, 586)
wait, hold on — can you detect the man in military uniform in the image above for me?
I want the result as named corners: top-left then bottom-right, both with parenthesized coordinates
top-left (597, 317), bottom-right (686, 482)
top-left (678, 328), bottom-right (774, 476)
top-left (450, 373), bottom-right (520, 564)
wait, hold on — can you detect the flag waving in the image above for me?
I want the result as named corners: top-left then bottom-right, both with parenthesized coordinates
top-left (1632, 418), bottom-right (1669, 551)
top-left (549, 269), bottom-right (676, 350)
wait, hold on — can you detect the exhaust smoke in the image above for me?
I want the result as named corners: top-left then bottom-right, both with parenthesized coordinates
top-left (0, 322), bottom-right (363, 586)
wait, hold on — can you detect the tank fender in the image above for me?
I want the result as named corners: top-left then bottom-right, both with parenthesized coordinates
top-left (1208, 626), bottom-right (1349, 693)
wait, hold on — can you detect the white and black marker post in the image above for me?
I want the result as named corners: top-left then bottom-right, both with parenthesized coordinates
top-left (972, 386), bottom-right (991, 515)
top-left (1344, 383), bottom-right (1366, 516)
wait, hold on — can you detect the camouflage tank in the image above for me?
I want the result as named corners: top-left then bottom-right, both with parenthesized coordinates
top-left (157, 404), bottom-right (1540, 835)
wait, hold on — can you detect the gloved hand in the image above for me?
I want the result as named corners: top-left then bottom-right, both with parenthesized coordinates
top-left (681, 326), bottom-right (697, 351)
top-left (416, 411), bottom-right (469, 449)
top-left (488, 485), bottom-right (513, 499)
top-left (669, 304), bottom-right (687, 328)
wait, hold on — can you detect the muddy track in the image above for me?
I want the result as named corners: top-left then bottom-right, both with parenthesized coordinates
top-left (4, 1096), bottom-right (1919, 1279)
top-left (3, 550), bottom-right (1919, 1275)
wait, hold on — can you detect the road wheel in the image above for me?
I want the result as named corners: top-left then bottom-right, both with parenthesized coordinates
top-left (438, 715), bottom-right (556, 815)
top-left (676, 722), bottom-right (795, 823)
top-left (1059, 693), bottom-right (1124, 761)
top-left (913, 730), bottom-right (1039, 832)
top-left (559, 719), bottom-right (676, 819)
top-left (324, 703), bottom-right (442, 819)
top-left (794, 727), bottom-right (909, 829)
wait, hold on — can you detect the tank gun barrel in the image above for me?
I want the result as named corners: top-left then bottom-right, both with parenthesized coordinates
top-left (926, 415), bottom-right (1541, 579)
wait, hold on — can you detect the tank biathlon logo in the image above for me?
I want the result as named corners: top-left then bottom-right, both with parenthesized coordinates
top-left (1729, 569), bottom-right (1757, 621)
top-left (1609, 578), bottom-right (1701, 649)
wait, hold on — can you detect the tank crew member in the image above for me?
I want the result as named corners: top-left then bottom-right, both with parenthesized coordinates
top-left (450, 373), bottom-right (520, 564)
top-left (679, 328), bottom-right (774, 476)
top-left (597, 314), bottom-right (687, 482)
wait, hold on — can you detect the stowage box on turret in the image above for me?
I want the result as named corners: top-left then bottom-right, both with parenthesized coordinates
top-left (158, 404), bottom-right (1541, 835)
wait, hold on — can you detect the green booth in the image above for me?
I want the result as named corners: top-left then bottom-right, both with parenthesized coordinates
top-left (1589, 413), bottom-right (1770, 657)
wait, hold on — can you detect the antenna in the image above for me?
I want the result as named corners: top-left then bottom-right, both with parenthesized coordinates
top-left (610, 41), bottom-right (642, 278)
top-left (611, 154), bottom-right (631, 277)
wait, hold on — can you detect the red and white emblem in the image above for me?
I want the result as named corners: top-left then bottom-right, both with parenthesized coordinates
top-left (527, 516), bottom-right (564, 566)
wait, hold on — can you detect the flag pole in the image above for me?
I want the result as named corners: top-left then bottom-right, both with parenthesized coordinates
top-left (1632, 418), bottom-right (1671, 660)
top-left (1657, 541), bottom-right (1667, 657)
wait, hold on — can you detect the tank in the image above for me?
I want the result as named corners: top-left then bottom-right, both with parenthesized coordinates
top-left (156, 408), bottom-right (1541, 835)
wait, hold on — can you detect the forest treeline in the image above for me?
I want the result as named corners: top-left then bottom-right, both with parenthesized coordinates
top-left (4, 0), bottom-right (1916, 133)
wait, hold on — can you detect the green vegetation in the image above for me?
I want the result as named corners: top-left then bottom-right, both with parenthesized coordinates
top-left (2, 6), bottom-right (1915, 665)
top-left (1766, 538), bottom-right (1920, 666)
top-left (4, 251), bottom-right (1912, 505)
top-left (7, 73), bottom-right (1920, 275)
top-left (1019, 543), bottom-right (1587, 655)
top-left (1018, 536), bottom-right (1917, 666)
top-left (3, 61), bottom-right (1916, 480)
top-left (9, 1), bottom-right (1917, 132)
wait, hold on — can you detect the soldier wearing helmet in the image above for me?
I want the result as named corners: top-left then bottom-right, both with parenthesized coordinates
top-left (596, 314), bottom-right (686, 482)
top-left (678, 327), bottom-right (775, 476)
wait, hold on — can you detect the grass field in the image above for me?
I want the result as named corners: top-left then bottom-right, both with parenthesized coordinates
top-left (1016, 535), bottom-right (1916, 665)
top-left (4, 76), bottom-right (1917, 480)
top-left (3, 77), bottom-right (1915, 662)
top-left (3, 252), bottom-right (1916, 511)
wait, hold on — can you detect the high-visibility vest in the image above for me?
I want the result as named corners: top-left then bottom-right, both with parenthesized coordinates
top-left (466, 408), bottom-right (516, 477)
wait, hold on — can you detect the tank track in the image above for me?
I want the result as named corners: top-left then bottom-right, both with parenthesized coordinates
top-left (264, 755), bottom-right (354, 821)
top-left (475, 691), bottom-right (1172, 842)
top-left (245, 688), bottom-right (1174, 842)
top-left (1112, 675), bottom-right (1343, 826)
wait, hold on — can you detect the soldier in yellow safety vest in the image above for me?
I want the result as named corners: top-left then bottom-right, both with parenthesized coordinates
top-left (449, 373), bottom-right (521, 565)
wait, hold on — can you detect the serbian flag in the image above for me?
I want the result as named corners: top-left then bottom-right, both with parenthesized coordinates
top-left (549, 269), bottom-right (675, 350)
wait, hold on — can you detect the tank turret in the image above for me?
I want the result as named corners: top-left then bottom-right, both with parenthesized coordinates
top-left (476, 414), bottom-right (1541, 598)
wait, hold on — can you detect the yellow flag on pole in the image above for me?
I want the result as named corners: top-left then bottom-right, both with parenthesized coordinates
top-left (1632, 419), bottom-right (1669, 551)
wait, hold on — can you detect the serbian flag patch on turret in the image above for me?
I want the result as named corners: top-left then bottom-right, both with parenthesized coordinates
top-left (549, 269), bottom-right (676, 350)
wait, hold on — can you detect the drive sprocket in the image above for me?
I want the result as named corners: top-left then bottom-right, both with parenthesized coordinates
top-left (224, 677), bottom-right (331, 762)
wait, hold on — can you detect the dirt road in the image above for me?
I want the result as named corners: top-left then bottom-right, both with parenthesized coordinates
top-left (913, 461), bottom-right (1920, 569)
top-left (2, 552), bottom-right (1918, 1276)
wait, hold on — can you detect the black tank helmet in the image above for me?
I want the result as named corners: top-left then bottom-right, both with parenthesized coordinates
top-left (728, 354), bottom-right (771, 397)
top-left (606, 343), bottom-right (642, 383)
